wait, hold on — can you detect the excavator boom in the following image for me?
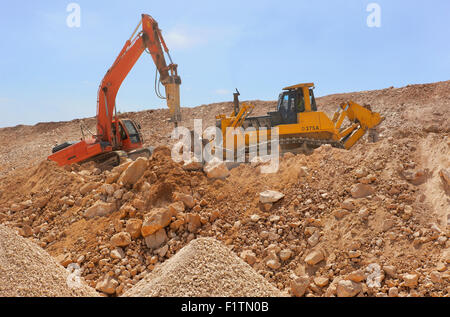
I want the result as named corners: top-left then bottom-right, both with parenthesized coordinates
top-left (97, 14), bottom-right (181, 146)
top-left (48, 14), bottom-right (180, 168)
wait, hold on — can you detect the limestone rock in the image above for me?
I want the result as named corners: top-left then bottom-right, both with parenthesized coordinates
top-left (126, 218), bottom-right (143, 239)
top-left (366, 263), bottom-right (384, 288)
top-left (341, 198), bottom-right (356, 210)
top-left (110, 247), bottom-right (125, 260)
top-left (203, 157), bottom-right (230, 179)
top-left (110, 232), bottom-right (131, 247)
top-left (144, 228), bottom-right (168, 249)
top-left (305, 250), bottom-right (324, 265)
top-left (336, 280), bottom-right (362, 297)
top-left (266, 259), bottom-right (281, 270)
top-left (80, 182), bottom-right (100, 195)
top-left (402, 169), bottom-right (428, 185)
top-left (186, 213), bottom-right (201, 233)
top-left (141, 208), bottom-right (172, 237)
top-left (314, 276), bottom-right (329, 288)
top-left (96, 275), bottom-right (119, 295)
top-left (240, 250), bottom-right (257, 265)
top-left (350, 184), bottom-right (375, 198)
top-left (279, 249), bottom-right (293, 261)
top-left (259, 190), bottom-right (285, 204)
top-left (291, 275), bottom-right (310, 297)
top-left (347, 269), bottom-right (366, 283)
top-left (168, 201), bottom-right (185, 217)
top-left (118, 157), bottom-right (148, 187)
top-left (173, 192), bottom-right (195, 209)
top-left (403, 273), bottom-right (419, 288)
top-left (84, 201), bottom-right (115, 219)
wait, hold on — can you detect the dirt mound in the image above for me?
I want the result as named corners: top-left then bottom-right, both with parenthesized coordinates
top-left (0, 81), bottom-right (448, 297)
top-left (0, 224), bottom-right (98, 297)
top-left (124, 237), bottom-right (284, 297)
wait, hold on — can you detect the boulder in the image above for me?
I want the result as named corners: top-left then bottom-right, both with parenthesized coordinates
top-left (186, 213), bottom-right (202, 233)
top-left (144, 228), bottom-right (168, 249)
top-left (341, 198), bottom-right (356, 210)
top-left (314, 277), bottom-right (329, 288)
top-left (168, 201), bottom-right (185, 216)
top-left (125, 218), bottom-right (143, 239)
top-left (110, 232), bottom-right (131, 247)
top-left (402, 169), bottom-right (428, 186)
top-left (350, 183), bottom-right (375, 198)
top-left (173, 192), bottom-right (195, 209)
top-left (279, 249), bottom-right (293, 261)
top-left (259, 190), bottom-right (285, 204)
top-left (347, 270), bottom-right (366, 283)
top-left (141, 208), bottom-right (172, 237)
top-left (305, 250), bottom-right (324, 265)
top-left (336, 280), bottom-right (362, 297)
top-left (110, 247), bottom-right (125, 260)
top-left (118, 157), bottom-right (148, 187)
top-left (84, 201), bottom-right (115, 219)
top-left (80, 182), bottom-right (100, 195)
top-left (291, 275), bottom-right (310, 297)
top-left (240, 250), bottom-right (257, 265)
top-left (403, 273), bottom-right (419, 288)
top-left (96, 275), bottom-right (119, 295)
top-left (203, 157), bottom-right (230, 179)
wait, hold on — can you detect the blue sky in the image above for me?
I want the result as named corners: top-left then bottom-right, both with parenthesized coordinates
top-left (0, 0), bottom-right (449, 127)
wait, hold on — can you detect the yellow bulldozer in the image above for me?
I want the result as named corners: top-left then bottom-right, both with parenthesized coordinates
top-left (215, 83), bottom-right (383, 155)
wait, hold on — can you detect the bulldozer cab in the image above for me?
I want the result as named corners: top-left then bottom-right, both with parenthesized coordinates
top-left (276, 83), bottom-right (318, 124)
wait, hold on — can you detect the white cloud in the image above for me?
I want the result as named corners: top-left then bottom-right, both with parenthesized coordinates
top-left (214, 89), bottom-right (231, 96)
top-left (164, 25), bottom-right (241, 51)
top-left (165, 28), bottom-right (207, 50)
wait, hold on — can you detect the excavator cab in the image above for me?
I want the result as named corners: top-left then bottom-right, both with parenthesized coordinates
top-left (111, 119), bottom-right (144, 152)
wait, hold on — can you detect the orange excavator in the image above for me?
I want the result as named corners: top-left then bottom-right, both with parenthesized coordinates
top-left (48, 14), bottom-right (181, 168)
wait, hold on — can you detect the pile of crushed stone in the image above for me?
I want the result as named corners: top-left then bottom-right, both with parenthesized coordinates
top-left (0, 225), bottom-right (98, 297)
top-left (124, 237), bottom-right (286, 297)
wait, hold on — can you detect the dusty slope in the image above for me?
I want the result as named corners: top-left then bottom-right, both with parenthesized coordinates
top-left (0, 224), bottom-right (98, 297)
top-left (0, 80), bottom-right (448, 297)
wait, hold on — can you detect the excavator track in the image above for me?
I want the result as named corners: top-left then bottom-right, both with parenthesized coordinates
top-left (244, 137), bottom-right (344, 155)
top-left (84, 147), bottom-right (154, 171)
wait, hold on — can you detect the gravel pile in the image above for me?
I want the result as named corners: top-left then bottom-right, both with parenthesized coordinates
top-left (0, 225), bottom-right (98, 297)
top-left (124, 237), bottom-right (285, 297)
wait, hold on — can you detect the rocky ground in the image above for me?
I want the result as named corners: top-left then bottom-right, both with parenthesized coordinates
top-left (0, 80), bottom-right (448, 297)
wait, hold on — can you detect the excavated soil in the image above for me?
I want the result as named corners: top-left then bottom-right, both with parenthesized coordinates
top-left (0, 81), bottom-right (448, 297)
top-left (0, 224), bottom-right (98, 297)
top-left (124, 237), bottom-right (285, 297)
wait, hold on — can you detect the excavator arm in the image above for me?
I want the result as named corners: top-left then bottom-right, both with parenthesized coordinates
top-left (97, 14), bottom-right (181, 147)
